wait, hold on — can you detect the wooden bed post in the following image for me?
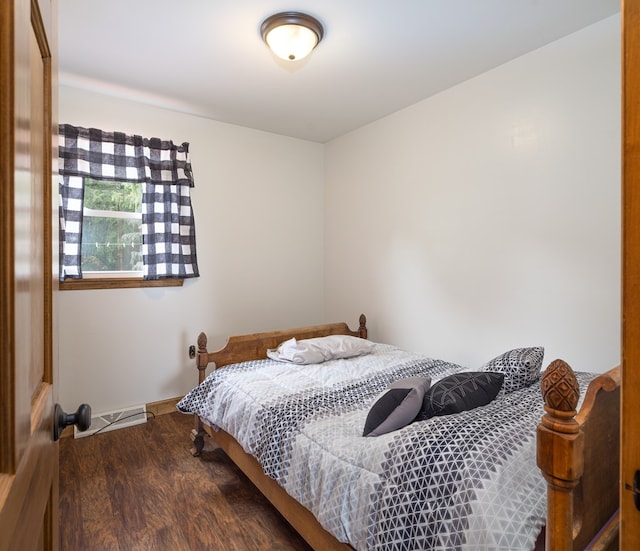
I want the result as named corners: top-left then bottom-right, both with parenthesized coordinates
top-left (537, 359), bottom-right (584, 551)
top-left (358, 313), bottom-right (368, 339)
top-left (191, 331), bottom-right (211, 456)
top-left (537, 360), bottom-right (621, 551)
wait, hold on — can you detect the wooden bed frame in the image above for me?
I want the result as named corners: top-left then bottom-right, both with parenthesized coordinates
top-left (190, 315), bottom-right (620, 551)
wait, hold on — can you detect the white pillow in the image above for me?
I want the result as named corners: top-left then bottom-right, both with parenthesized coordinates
top-left (267, 335), bottom-right (375, 365)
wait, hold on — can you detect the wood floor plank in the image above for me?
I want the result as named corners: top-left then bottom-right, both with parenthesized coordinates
top-left (59, 411), bottom-right (312, 551)
top-left (59, 437), bottom-right (87, 550)
top-left (79, 474), bottom-right (122, 550)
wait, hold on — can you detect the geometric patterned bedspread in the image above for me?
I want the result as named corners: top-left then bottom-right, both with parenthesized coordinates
top-left (177, 343), bottom-right (596, 551)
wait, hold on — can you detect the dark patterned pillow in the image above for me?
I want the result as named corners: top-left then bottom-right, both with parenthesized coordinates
top-left (416, 371), bottom-right (504, 420)
top-left (481, 347), bottom-right (544, 393)
top-left (363, 376), bottom-right (431, 437)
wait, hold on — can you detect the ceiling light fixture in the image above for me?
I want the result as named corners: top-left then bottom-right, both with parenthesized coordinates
top-left (260, 11), bottom-right (324, 62)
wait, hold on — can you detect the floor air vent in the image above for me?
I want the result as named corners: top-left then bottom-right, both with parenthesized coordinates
top-left (74, 404), bottom-right (147, 438)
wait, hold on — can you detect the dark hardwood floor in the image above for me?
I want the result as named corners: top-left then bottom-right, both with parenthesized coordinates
top-left (59, 411), bottom-right (313, 551)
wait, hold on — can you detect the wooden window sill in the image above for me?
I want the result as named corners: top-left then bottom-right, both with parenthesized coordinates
top-left (59, 278), bottom-right (184, 291)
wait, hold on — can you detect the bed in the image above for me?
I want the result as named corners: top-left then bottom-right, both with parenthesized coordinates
top-left (177, 314), bottom-right (620, 551)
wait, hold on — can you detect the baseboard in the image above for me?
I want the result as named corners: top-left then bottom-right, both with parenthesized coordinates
top-left (146, 396), bottom-right (182, 417)
top-left (59, 396), bottom-right (183, 439)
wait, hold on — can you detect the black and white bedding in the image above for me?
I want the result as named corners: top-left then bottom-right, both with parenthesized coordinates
top-left (177, 343), bottom-right (595, 551)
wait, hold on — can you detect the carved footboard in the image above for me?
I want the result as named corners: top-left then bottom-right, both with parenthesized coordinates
top-left (537, 360), bottom-right (620, 551)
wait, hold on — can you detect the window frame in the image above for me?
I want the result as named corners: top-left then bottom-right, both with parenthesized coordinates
top-left (59, 277), bottom-right (184, 291)
top-left (62, 180), bottom-right (183, 290)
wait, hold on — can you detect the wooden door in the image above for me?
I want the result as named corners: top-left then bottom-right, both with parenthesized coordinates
top-left (0, 0), bottom-right (58, 550)
top-left (622, 0), bottom-right (640, 546)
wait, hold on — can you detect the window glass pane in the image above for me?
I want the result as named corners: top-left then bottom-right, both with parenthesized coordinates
top-left (81, 216), bottom-right (142, 272)
top-left (84, 179), bottom-right (142, 212)
top-left (81, 179), bottom-right (143, 273)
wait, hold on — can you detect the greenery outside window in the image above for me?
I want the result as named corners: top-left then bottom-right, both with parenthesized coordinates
top-left (81, 179), bottom-right (143, 278)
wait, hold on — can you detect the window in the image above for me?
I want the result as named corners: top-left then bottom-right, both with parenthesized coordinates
top-left (58, 124), bottom-right (199, 289)
top-left (81, 179), bottom-right (143, 277)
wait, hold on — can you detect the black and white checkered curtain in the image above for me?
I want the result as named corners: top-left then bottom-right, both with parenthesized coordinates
top-left (59, 174), bottom-right (84, 278)
top-left (58, 124), bottom-right (199, 280)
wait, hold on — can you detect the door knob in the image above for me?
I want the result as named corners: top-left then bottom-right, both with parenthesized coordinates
top-left (53, 403), bottom-right (91, 441)
top-left (625, 470), bottom-right (640, 511)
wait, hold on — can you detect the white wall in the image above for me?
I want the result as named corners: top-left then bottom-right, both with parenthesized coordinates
top-left (58, 87), bottom-right (325, 414)
top-left (59, 15), bottom-right (621, 414)
top-left (324, 16), bottom-right (621, 374)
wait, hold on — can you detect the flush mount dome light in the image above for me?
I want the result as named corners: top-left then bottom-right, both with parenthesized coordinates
top-left (261, 11), bottom-right (324, 61)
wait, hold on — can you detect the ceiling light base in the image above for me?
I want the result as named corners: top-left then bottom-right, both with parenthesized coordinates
top-left (261, 12), bottom-right (324, 62)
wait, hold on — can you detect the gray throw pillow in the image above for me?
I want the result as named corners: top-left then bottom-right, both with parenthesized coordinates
top-left (363, 376), bottom-right (431, 437)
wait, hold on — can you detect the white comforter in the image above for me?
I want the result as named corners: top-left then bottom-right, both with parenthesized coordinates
top-left (178, 343), bottom-right (594, 551)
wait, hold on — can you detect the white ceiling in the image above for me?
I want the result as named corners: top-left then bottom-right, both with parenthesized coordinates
top-left (58, 0), bottom-right (620, 143)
